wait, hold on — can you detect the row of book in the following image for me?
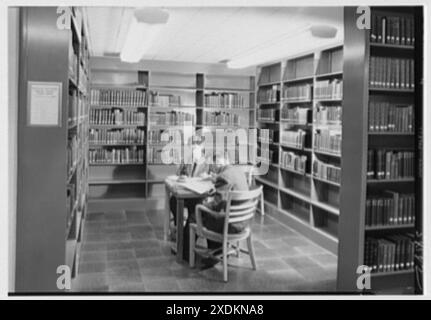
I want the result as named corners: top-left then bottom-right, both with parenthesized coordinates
top-left (147, 147), bottom-right (181, 164)
top-left (205, 93), bottom-right (246, 109)
top-left (90, 89), bottom-right (147, 107)
top-left (314, 79), bottom-right (343, 100)
top-left (258, 129), bottom-right (275, 143)
top-left (370, 13), bottom-right (415, 46)
top-left (148, 111), bottom-right (195, 126)
top-left (258, 109), bottom-right (276, 121)
top-left (312, 159), bottom-right (341, 184)
top-left (90, 109), bottom-right (146, 125)
top-left (88, 128), bottom-right (146, 145)
top-left (283, 84), bottom-right (312, 102)
top-left (257, 148), bottom-right (274, 164)
top-left (280, 151), bottom-right (307, 174)
top-left (368, 101), bottom-right (414, 132)
top-left (314, 106), bottom-right (342, 125)
top-left (366, 192), bottom-right (415, 227)
top-left (149, 92), bottom-right (181, 107)
top-left (367, 149), bottom-right (415, 180)
top-left (202, 111), bottom-right (240, 126)
top-left (147, 130), bottom-right (177, 145)
top-left (314, 129), bottom-right (342, 155)
top-left (280, 129), bottom-right (307, 149)
top-left (89, 147), bottom-right (145, 164)
top-left (369, 57), bottom-right (414, 89)
top-left (281, 106), bottom-right (309, 124)
top-left (258, 85), bottom-right (280, 103)
top-left (364, 235), bottom-right (415, 273)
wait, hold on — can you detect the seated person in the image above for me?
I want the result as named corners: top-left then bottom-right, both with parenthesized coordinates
top-left (201, 152), bottom-right (250, 252)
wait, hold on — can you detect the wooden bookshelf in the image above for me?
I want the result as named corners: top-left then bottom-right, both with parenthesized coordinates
top-left (255, 45), bottom-right (343, 254)
top-left (337, 7), bottom-right (423, 294)
top-left (16, 7), bottom-right (90, 291)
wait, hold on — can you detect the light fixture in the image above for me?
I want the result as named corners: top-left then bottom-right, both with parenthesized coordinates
top-left (120, 8), bottom-right (169, 63)
top-left (227, 25), bottom-right (338, 69)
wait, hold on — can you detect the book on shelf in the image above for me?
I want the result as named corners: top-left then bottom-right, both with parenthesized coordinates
top-left (257, 148), bottom-right (274, 164)
top-left (204, 92), bottom-right (245, 108)
top-left (90, 89), bottom-right (147, 107)
top-left (202, 111), bottom-right (239, 126)
top-left (89, 146), bottom-right (144, 164)
top-left (314, 105), bottom-right (342, 126)
top-left (364, 234), bottom-right (415, 273)
top-left (280, 129), bottom-right (307, 149)
top-left (258, 109), bottom-right (276, 121)
top-left (367, 149), bottom-right (415, 180)
top-left (150, 91), bottom-right (181, 107)
top-left (258, 129), bottom-right (274, 143)
top-left (89, 128), bottom-right (145, 145)
top-left (366, 191), bottom-right (415, 227)
top-left (369, 101), bottom-right (414, 132)
top-left (90, 109), bottom-right (146, 125)
top-left (280, 151), bottom-right (307, 174)
top-left (68, 93), bottom-right (78, 124)
top-left (281, 106), bottom-right (309, 124)
top-left (313, 129), bottom-right (342, 155)
top-left (314, 79), bottom-right (343, 100)
top-left (149, 110), bottom-right (195, 126)
top-left (258, 85), bottom-right (280, 103)
top-left (283, 84), bottom-right (312, 101)
top-left (369, 56), bottom-right (414, 89)
top-left (370, 12), bottom-right (415, 46)
top-left (67, 136), bottom-right (78, 174)
top-left (312, 158), bottom-right (341, 184)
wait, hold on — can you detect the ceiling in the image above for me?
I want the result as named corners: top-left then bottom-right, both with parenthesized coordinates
top-left (86, 7), bottom-right (343, 65)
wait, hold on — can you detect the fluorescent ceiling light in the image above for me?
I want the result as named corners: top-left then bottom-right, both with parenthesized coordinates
top-left (120, 8), bottom-right (169, 63)
top-left (227, 25), bottom-right (338, 69)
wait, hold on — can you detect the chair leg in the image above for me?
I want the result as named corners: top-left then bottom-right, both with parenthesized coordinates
top-left (189, 227), bottom-right (196, 268)
top-left (247, 235), bottom-right (257, 270)
top-left (260, 193), bottom-right (265, 216)
top-left (223, 241), bottom-right (228, 282)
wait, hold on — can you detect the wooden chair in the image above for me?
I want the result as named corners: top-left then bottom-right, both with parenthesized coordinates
top-left (245, 166), bottom-right (264, 216)
top-left (189, 185), bottom-right (263, 282)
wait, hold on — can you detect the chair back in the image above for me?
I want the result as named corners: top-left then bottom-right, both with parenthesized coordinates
top-left (223, 185), bottom-right (263, 236)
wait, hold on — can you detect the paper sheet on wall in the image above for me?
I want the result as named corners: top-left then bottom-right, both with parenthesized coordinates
top-left (28, 82), bottom-right (62, 126)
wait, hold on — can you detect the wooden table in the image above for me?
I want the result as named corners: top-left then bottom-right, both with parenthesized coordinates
top-left (164, 178), bottom-right (210, 263)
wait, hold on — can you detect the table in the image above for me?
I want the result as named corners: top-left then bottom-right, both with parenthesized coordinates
top-left (164, 178), bottom-right (210, 263)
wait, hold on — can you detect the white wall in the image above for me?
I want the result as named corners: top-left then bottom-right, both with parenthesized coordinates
top-left (8, 7), bottom-right (19, 292)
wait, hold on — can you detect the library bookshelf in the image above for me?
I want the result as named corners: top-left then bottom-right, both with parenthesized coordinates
top-left (16, 7), bottom-right (90, 291)
top-left (89, 59), bottom-right (255, 208)
top-left (254, 44), bottom-right (343, 254)
top-left (337, 7), bottom-right (423, 294)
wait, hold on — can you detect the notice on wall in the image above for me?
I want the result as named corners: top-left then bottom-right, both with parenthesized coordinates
top-left (27, 81), bottom-right (62, 126)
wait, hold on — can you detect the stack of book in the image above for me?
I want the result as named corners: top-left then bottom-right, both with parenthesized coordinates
top-left (148, 111), bottom-right (195, 126)
top-left (314, 129), bottom-right (342, 155)
top-left (89, 146), bottom-right (145, 164)
top-left (370, 13), bottom-right (415, 45)
top-left (364, 235), bottom-right (415, 273)
top-left (281, 106), bottom-right (309, 124)
top-left (258, 109), bottom-right (276, 121)
top-left (369, 57), bottom-right (414, 89)
top-left (312, 159), bottom-right (341, 184)
top-left (89, 128), bottom-right (146, 145)
top-left (280, 129), bottom-right (307, 149)
top-left (90, 109), bottom-right (146, 125)
top-left (368, 101), bottom-right (414, 132)
top-left (314, 106), bottom-right (342, 125)
top-left (280, 151), bottom-right (307, 174)
top-left (90, 89), bottom-right (147, 106)
top-left (367, 149), bottom-right (415, 179)
top-left (204, 92), bottom-right (245, 108)
top-left (150, 91), bottom-right (181, 107)
top-left (203, 111), bottom-right (239, 126)
top-left (366, 192), bottom-right (415, 226)
top-left (283, 84), bottom-right (312, 101)
top-left (258, 85), bottom-right (280, 103)
top-left (314, 79), bottom-right (343, 100)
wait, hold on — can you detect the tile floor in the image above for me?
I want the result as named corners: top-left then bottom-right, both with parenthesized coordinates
top-left (73, 209), bottom-right (337, 293)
